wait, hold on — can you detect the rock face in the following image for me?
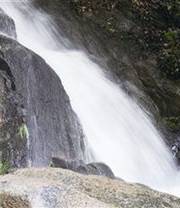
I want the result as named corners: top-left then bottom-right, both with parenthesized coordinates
top-left (51, 157), bottom-right (115, 178)
top-left (0, 168), bottom-right (180, 208)
top-left (0, 33), bottom-right (85, 167)
top-left (33, 0), bottom-right (180, 145)
top-left (0, 9), bottom-right (16, 38)
top-left (0, 55), bottom-right (27, 167)
top-left (0, 9), bottom-right (86, 167)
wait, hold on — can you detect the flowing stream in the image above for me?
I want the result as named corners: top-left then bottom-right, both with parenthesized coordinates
top-left (1, 0), bottom-right (180, 197)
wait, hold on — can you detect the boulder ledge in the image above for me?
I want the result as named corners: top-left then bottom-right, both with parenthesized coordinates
top-left (0, 168), bottom-right (179, 208)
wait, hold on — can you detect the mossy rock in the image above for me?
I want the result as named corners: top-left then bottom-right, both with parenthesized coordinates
top-left (157, 29), bottom-right (180, 80)
top-left (162, 116), bottom-right (180, 132)
top-left (0, 162), bottom-right (10, 175)
top-left (18, 123), bottom-right (29, 140)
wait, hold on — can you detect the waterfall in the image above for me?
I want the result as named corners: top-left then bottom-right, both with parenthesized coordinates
top-left (1, 0), bottom-right (180, 196)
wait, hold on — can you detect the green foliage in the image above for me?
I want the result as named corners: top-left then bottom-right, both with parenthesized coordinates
top-left (132, 0), bottom-right (180, 27)
top-left (158, 29), bottom-right (180, 79)
top-left (164, 30), bottom-right (178, 44)
top-left (102, 17), bottom-right (117, 33)
top-left (0, 161), bottom-right (10, 175)
top-left (163, 116), bottom-right (180, 132)
top-left (18, 123), bottom-right (29, 139)
top-left (50, 0), bottom-right (180, 78)
top-left (158, 51), bottom-right (180, 79)
top-left (166, 0), bottom-right (180, 25)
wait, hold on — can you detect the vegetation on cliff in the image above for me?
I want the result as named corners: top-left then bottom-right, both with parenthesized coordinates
top-left (70, 0), bottom-right (180, 79)
top-left (0, 161), bottom-right (10, 175)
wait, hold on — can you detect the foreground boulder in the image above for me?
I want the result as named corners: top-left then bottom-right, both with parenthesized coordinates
top-left (51, 157), bottom-right (115, 178)
top-left (0, 194), bottom-right (30, 208)
top-left (0, 168), bottom-right (180, 208)
top-left (0, 34), bottom-right (85, 167)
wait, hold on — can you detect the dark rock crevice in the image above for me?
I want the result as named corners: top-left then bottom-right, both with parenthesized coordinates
top-left (0, 57), bottom-right (16, 91)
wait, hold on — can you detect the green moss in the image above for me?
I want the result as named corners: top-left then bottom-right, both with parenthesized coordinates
top-left (157, 29), bottom-right (180, 79)
top-left (18, 123), bottom-right (29, 140)
top-left (164, 30), bottom-right (178, 43)
top-left (102, 17), bottom-right (117, 33)
top-left (0, 161), bottom-right (10, 175)
top-left (162, 116), bottom-right (180, 132)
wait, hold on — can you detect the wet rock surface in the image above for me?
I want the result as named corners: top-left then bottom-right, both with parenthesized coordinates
top-left (0, 56), bottom-right (26, 168)
top-left (0, 168), bottom-right (180, 208)
top-left (0, 34), bottom-right (85, 167)
top-left (0, 9), bottom-right (16, 38)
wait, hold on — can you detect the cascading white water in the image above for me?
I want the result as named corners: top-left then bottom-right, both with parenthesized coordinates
top-left (1, 0), bottom-right (180, 197)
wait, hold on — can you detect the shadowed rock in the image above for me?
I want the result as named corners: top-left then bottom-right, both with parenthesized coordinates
top-left (0, 35), bottom-right (85, 167)
top-left (51, 157), bottom-right (84, 170)
top-left (51, 157), bottom-right (115, 178)
top-left (0, 56), bottom-right (26, 167)
top-left (77, 162), bottom-right (115, 178)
